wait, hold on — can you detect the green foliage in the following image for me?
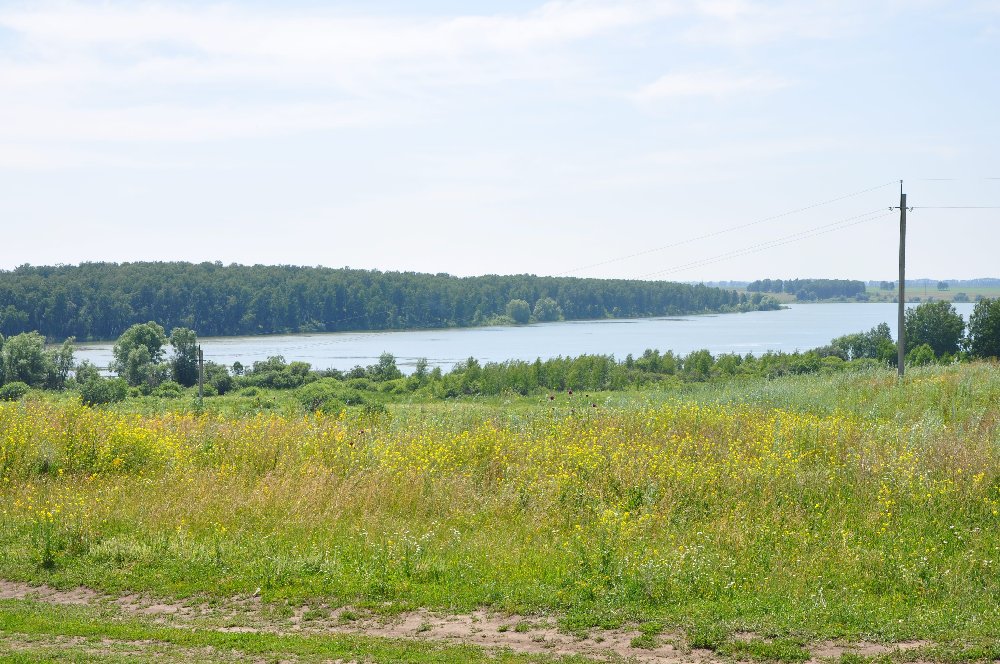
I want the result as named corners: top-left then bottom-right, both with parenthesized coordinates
top-left (0, 262), bottom-right (763, 340)
top-left (154, 380), bottom-right (185, 398)
top-left (240, 356), bottom-right (311, 390)
top-left (73, 360), bottom-right (101, 385)
top-left (204, 361), bottom-right (233, 395)
top-left (831, 323), bottom-right (896, 362)
top-left (967, 298), bottom-right (1000, 359)
top-left (906, 343), bottom-right (936, 366)
top-left (721, 638), bottom-right (811, 662)
top-left (905, 301), bottom-right (964, 357)
top-left (532, 296), bottom-right (563, 322)
top-left (0, 332), bottom-right (72, 389)
top-left (45, 337), bottom-right (75, 389)
top-left (505, 299), bottom-right (531, 325)
top-left (111, 322), bottom-right (168, 387)
top-left (0, 380), bottom-right (30, 401)
top-left (367, 352), bottom-right (402, 381)
top-left (1, 331), bottom-right (48, 386)
top-left (683, 349), bottom-right (714, 380)
top-left (169, 327), bottom-right (198, 387)
top-left (295, 379), bottom-right (349, 414)
top-left (748, 278), bottom-right (866, 300)
top-left (79, 377), bottom-right (129, 406)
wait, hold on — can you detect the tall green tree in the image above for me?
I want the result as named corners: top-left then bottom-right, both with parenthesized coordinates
top-left (1, 332), bottom-right (48, 387)
top-left (967, 298), bottom-right (1000, 359)
top-left (532, 297), bottom-right (563, 322)
top-left (368, 352), bottom-right (402, 381)
top-left (44, 337), bottom-right (75, 389)
top-left (169, 327), bottom-right (199, 387)
top-left (904, 301), bottom-right (964, 357)
top-left (505, 299), bottom-right (531, 325)
top-left (111, 321), bottom-right (167, 387)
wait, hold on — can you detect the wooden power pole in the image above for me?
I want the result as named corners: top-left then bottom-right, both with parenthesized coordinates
top-left (896, 182), bottom-right (907, 379)
top-left (197, 345), bottom-right (204, 402)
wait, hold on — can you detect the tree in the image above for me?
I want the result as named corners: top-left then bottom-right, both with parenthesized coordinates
top-left (111, 321), bottom-right (167, 387)
top-left (44, 337), bottom-right (75, 389)
top-left (532, 297), bottom-right (563, 322)
top-left (505, 299), bottom-right (531, 325)
top-left (80, 377), bottom-right (129, 406)
top-left (74, 360), bottom-right (101, 384)
top-left (683, 349), bottom-right (714, 380)
top-left (169, 327), bottom-right (199, 387)
top-left (368, 352), bottom-right (402, 382)
top-left (1, 332), bottom-right (49, 387)
top-left (904, 301), bottom-right (964, 357)
top-left (204, 361), bottom-right (233, 395)
top-left (967, 298), bottom-right (1000, 359)
top-left (831, 323), bottom-right (896, 363)
top-left (906, 343), bottom-right (935, 366)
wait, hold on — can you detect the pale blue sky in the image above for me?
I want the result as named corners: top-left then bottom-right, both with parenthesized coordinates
top-left (1, 1), bottom-right (997, 280)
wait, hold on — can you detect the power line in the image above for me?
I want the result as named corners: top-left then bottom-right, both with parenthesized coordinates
top-left (638, 209), bottom-right (892, 280)
top-left (554, 180), bottom-right (896, 276)
top-left (912, 206), bottom-right (1000, 209)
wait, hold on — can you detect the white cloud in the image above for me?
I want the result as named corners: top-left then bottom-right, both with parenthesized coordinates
top-left (682, 0), bottom-right (865, 46)
top-left (0, 0), bottom-right (687, 150)
top-left (634, 69), bottom-right (791, 101)
top-left (0, 100), bottom-right (407, 145)
top-left (0, 1), bottom-right (680, 66)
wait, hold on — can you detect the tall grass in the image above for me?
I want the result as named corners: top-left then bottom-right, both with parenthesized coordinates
top-left (2, 362), bottom-right (999, 639)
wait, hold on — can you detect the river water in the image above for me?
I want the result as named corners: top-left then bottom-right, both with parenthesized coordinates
top-left (72, 303), bottom-right (976, 374)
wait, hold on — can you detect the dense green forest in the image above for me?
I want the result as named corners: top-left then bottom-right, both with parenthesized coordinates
top-left (0, 262), bottom-right (776, 340)
top-left (747, 278), bottom-right (866, 300)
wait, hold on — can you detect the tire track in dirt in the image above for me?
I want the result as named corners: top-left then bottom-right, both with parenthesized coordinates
top-left (0, 580), bottom-right (933, 663)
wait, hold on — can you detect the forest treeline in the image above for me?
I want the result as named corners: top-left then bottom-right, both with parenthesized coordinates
top-left (747, 278), bottom-right (867, 300)
top-left (0, 262), bottom-right (777, 340)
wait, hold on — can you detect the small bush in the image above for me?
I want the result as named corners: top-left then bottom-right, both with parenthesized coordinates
top-left (296, 379), bottom-right (350, 414)
top-left (907, 343), bottom-right (936, 367)
top-left (154, 381), bottom-right (184, 398)
top-left (80, 377), bottom-right (129, 407)
top-left (346, 377), bottom-right (376, 392)
top-left (0, 381), bottom-right (30, 401)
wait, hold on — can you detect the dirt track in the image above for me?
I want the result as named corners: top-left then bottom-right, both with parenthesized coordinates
top-left (0, 580), bottom-right (932, 662)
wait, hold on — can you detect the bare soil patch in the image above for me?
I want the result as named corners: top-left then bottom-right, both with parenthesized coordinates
top-left (0, 579), bottom-right (938, 663)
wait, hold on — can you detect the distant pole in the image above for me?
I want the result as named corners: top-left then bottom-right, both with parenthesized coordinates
top-left (897, 182), bottom-right (906, 379)
top-left (198, 345), bottom-right (205, 402)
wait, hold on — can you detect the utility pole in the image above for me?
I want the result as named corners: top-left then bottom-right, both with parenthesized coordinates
top-left (895, 181), bottom-right (907, 379)
top-left (197, 345), bottom-right (204, 403)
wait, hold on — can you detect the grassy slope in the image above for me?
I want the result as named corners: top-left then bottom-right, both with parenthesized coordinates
top-left (2, 363), bottom-right (1000, 653)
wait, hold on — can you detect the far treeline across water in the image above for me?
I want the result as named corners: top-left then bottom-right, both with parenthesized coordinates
top-left (746, 278), bottom-right (867, 300)
top-left (0, 262), bottom-right (778, 341)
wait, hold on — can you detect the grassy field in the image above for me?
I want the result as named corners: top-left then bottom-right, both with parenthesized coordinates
top-left (865, 285), bottom-right (1000, 303)
top-left (2, 362), bottom-right (1000, 661)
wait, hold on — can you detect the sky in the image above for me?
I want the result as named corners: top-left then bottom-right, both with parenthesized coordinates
top-left (1, 0), bottom-right (998, 282)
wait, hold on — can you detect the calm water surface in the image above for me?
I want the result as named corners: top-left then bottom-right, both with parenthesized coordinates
top-left (74, 303), bottom-right (976, 373)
